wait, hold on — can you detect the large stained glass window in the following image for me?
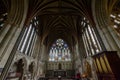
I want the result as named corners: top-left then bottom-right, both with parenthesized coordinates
top-left (49, 39), bottom-right (71, 61)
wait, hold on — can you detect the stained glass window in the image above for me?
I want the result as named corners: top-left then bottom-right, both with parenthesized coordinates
top-left (49, 39), bottom-right (71, 61)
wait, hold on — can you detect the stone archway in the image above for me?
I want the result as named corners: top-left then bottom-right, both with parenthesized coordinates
top-left (6, 57), bottom-right (28, 79)
top-left (15, 57), bottom-right (28, 80)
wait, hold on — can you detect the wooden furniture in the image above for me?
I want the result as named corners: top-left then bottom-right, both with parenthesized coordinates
top-left (92, 51), bottom-right (120, 80)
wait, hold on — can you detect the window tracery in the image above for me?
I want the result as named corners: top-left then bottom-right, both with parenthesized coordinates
top-left (49, 39), bottom-right (71, 61)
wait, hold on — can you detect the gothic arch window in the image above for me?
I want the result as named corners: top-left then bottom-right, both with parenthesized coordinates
top-left (49, 39), bottom-right (71, 62)
top-left (17, 17), bottom-right (39, 56)
top-left (81, 17), bottom-right (104, 56)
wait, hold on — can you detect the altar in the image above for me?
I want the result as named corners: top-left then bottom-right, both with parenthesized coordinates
top-left (54, 70), bottom-right (66, 77)
top-left (46, 70), bottom-right (75, 78)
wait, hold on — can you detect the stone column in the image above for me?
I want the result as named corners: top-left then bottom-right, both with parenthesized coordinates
top-left (34, 37), bottom-right (42, 79)
top-left (0, 0), bottom-right (28, 79)
top-left (77, 37), bottom-right (86, 74)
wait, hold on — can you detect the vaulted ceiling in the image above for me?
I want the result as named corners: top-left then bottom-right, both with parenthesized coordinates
top-left (25, 0), bottom-right (94, 49)
top-left (0, 0), bottom-right (120, 50)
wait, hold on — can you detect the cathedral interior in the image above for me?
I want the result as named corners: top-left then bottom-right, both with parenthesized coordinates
top-left (0, 0), bottom-right (120, 80)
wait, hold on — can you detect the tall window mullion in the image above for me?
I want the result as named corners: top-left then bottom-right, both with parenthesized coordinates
top-left (83, 32), bottom-right (91, 56)
top-left (90, 28), bottom-right (102, 52)
top-left (21, 24), bottom-right (32, 53)
top-left (23, 26), bottom-right (33, 53)
top-left (86, 26), bottom-right (97, 54)
top-left (29, 33), bottom-right (37, 56)
top-left (91, 27), bottom-right (102, 51)
top-left (82, 34), bottom-right (89, 56)
top-left (88, 26), bottom-right (100, 51)
top-left (17, 27), bottom-right (28, 51)
top-left (25, 28), bottom-right (35, 55)
top-left (84, 29), bottom-right (92, 56)
top-left (27, 30), bottom-right (36, 56)
top-left (86, 27), bottom-right (95, 55)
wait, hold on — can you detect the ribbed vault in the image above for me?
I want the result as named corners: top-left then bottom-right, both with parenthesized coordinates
top-left (25, 0), bottom-right (94, 49)
top-left (0, 0), bottom-right (10, 15)
top-left (39, 15), bottom-right (78, 48)
top-left (1, 0), bottom-right (120, 52)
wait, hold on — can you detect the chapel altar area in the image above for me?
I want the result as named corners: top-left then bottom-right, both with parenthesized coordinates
top-left (45, 70), bottom-right (75, 79)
